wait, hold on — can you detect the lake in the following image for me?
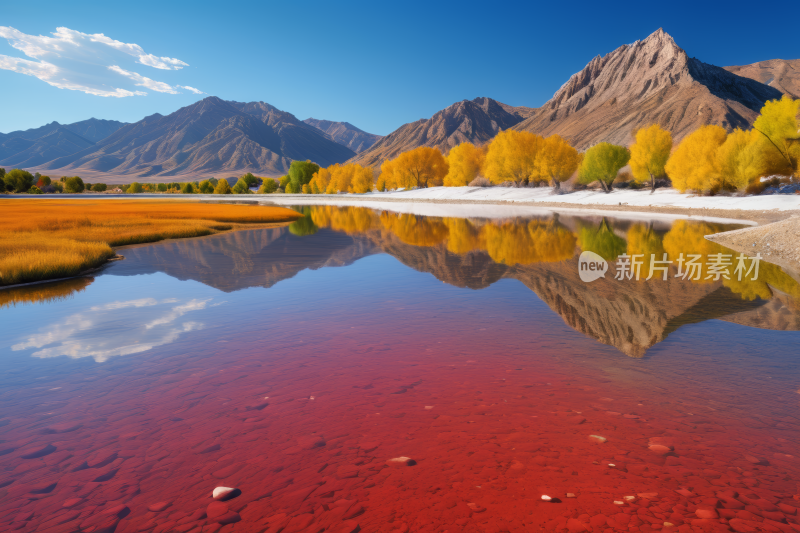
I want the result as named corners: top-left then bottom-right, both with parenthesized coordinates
top-left (2, 205), bottom-right (799, 533)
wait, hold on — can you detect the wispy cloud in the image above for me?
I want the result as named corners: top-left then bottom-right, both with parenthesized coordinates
top-left (12, 297), bottom-right (210, 362)
top-left (0, 26), bottom-right (201, 97)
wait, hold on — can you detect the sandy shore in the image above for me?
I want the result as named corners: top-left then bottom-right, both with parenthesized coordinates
top-left (707, 215), bottom-right (800, 276)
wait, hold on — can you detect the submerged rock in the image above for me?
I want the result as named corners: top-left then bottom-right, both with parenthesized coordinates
top-left (212, 486), bottom-right (242, 501)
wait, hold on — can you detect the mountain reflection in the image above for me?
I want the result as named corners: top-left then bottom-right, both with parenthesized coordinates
top-left (32, 206), bottom-right (800, 357)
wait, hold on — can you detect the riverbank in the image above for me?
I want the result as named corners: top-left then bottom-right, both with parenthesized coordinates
top-left (0, 200), bottom-right (301, 287)
top-left (707, 215), bottom-right (800, 276)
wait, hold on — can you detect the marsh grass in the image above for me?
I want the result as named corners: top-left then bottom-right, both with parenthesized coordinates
top-left (0, 200), bottom-right (300, 286)
top-left (0, 277), bottom-right (94, 308)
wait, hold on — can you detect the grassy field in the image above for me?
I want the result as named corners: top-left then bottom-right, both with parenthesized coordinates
top-left (0, 199), bottom-right (301, 286)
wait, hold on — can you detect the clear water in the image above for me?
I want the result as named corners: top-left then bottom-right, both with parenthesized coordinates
top-left (2, 206), bottom-right (799, 533)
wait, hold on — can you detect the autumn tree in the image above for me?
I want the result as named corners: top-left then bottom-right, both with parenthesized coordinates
top-left (444, 142), bottom-right (485, 187)
top-left (232, 178), bottom-right (253, 194)
top-left (381, 147), bottom-right (448, 189)
top-left (214, 179), bottom-right (232, 194)
top-left (629, 124), bottom-right (672, 193)
top-left (752, 95), bottom-right (799, 175)
top-left (349, 165), bottom-right (373, 193)
top-left (36, 175), bottom-right (52, 187)
top-left (483, 130), bottom-right (545, 186)
top-left (539, 135), bottom-right (580, 190)
top-left (127, 182), bottom-right (143, 194)
top-left (664, 125), bottom-right (727, 193)
top-left (309, 167), bottom-right (332, 194)
top-left (715, 129), bottom-right (764, 191)
top-left (578, 143), bottom-right (630, 192)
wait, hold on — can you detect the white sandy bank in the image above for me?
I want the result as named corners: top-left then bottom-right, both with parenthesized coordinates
top-left (271, 186), bottom-right (800, 211)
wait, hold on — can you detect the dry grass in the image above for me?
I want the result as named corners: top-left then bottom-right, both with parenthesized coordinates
top-left (0, 199), bottom-right (301, 286)
top-left (0, 277), bottom-right (94, 308)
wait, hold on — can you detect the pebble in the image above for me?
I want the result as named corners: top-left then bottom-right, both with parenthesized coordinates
top-left (588, 435), bottom-right (607, 443)
top-left (695, 508), bottom-right (719, 519)
top-left (212, 487), bottom-right (241, 501)
top-left (148, 502), bottom-right (171, 512)
top-left (206, 501), bottom-right (229, 519)
top-left (386, 457), bottom-right (416, 467)
top-left (567, 493), bottom-right (576, 498)
top-left (648, 444), bottom-right (674, 455)
top-left (744, 454), bottom-right (768, 465)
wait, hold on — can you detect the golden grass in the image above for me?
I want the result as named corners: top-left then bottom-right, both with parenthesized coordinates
top-left (0, 199), bottom-right (301, 286)
top-left (0, 277), bottom-right (94, 308)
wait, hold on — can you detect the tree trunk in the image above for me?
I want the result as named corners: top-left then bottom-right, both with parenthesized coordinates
top-left (650, 172), bottom-right (655, 194)
top-left (552, 178), bottom-right (560, 191)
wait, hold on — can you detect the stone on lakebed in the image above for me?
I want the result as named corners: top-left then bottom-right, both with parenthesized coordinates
top-left (212, 486), bottom-right (241, 501)
top-left (386, 457), bottom-right (416, 467)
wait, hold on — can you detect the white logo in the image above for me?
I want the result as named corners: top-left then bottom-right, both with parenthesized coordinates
top-left (579, 251), bottom-right (608, 283)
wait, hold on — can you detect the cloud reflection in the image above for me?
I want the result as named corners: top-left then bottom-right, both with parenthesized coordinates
top-left (12, 298), bottom-right (211, 362)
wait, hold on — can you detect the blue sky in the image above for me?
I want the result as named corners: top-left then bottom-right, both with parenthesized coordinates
top-left (1, 0), bottom-right (794, 136)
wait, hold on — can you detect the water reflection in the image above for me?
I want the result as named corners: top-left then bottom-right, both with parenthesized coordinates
top-left (11, 296), bottom-right (212, 362)
top-left (18, 206), bottom-right (800, 357)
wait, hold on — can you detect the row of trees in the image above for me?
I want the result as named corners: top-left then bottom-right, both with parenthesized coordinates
top-left (287, 94), bottom-right (798, 196)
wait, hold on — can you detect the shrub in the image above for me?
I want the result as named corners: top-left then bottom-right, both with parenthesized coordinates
top-left (90, 183), bottom-right (106, 192)
top-left (27, 186), bottom-right (43, 194)
top-left (258, 179), bottom-right (278, 194)
top-left (64, 176), bottom-right (85, 193)
top-left (5, 169), bottom-right (35, 193)
top-left (279, 175), bottom-right (291, 189)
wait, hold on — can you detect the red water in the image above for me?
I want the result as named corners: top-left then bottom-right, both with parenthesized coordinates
top-left (3, 295), bottom-right (799, 533)
top-left (2, 211), bottom-right (800, 533)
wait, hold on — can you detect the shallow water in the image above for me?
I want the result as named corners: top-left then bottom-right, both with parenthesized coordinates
top-left (2, 206), bottom-right (799, 533)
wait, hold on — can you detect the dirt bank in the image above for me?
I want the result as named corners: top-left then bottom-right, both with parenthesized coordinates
top-left (707, 215), bottom-right (800, 276)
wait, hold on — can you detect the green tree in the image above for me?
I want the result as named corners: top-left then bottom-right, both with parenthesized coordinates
top-left (198, 180), bottom-right (214, 194)
top-left (232, 178), bottom-right (253, 194)
top-left (156, 183), bottom-right (168, 192)
top-left (27, 185), bottom-right (43, 194)
top-left (64, 176), bottom-right (85, 193)
top-left (578, 219), bottom-right (627, 261)
top-left (288, 207), bottom-right (319, 236)
top-left (258, 179), bottom-right (278, 193)
top-left (213, 179), bottom-right (232, 194)
top-left (127, 182), bottom-right (143, 194)
top-left (578, 143), bottom-right (631, 192)
top-left (241, 173), bottom-right (258, 187)
top-left (36, 175), bottom-right (51, 187)
top-left (4, 169), bottom-right (35, 193)
top-left (285, 182), bottom-right (297, 194)
top-left (288, 161), bottom-right (320, 192)
top-left (181, 182), bottom-right (195, 194)
top-left (279, 175), bottom-right (291, 190)
top-left (91, 183), bottom-right (108, 192)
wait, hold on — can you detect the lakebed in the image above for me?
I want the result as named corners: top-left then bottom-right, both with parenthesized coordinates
top-left (1, 205), bottom-right (799, 533)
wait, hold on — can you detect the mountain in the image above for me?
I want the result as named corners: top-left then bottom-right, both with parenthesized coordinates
top-left (38, 97), bottom-right (356, 179)
top-left (724, 59), bottom-right (800, 98)
top-left (0, 118), bottom-right (126, 143)
top-left (0, 118), bottom-right (127, 169)
top-left (512, 28), bottom-right (784, 148)
top-left (349, 97), bottom-right (535, 167)
top-left (0, 128), bottom-right (95, 168)
top-left (303, 118), bottom-right (382, 153)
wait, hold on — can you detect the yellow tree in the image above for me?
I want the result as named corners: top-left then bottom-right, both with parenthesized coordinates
top-left (664, 125), bottom-right (727, 193)
top-left (716, 129), bottom-right (765, 191)
top-left (539, 135), bottom-right (580, 190)
top-left (349, 165), bottom-right (374, 193)
top-left (444, 142), bottom-right (485, 187)
top-left (309, 167), bottom-right (332, 194)
top-left (752, 95), bottom-right (799, 175)
top-left (483, 130), bottom-right (546, 186)
top-left (387, 147), bottom-right (449, 189)
top-left (377, 159), bottom-right (395, 191)
top-left (629, 124), bottom-right (673, 193)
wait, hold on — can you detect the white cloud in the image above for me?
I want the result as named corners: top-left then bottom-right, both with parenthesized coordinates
top-left (0, 26), bottom-right (201, 97)
top-left (178, 85), bottom-right (205, 94)
top-left (12, 297), bottom-right (210, 363)
top-left (109, 65), bottom-right (179, 94)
